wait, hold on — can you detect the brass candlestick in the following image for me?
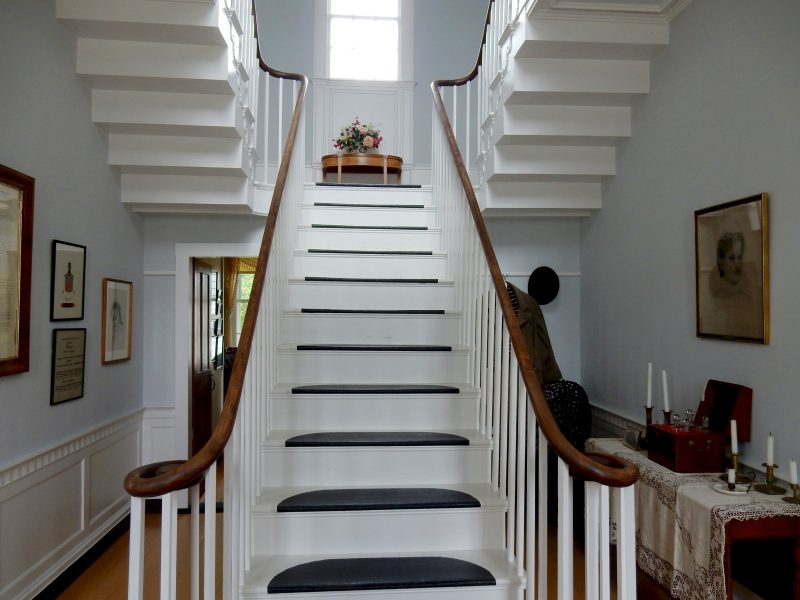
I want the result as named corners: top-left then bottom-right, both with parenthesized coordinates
top-left (783, 483), bottom-right (800, 504)
top-left (754, 463), bottom-right (787, 495)
top-left (718, 453), bottom-right (753, 484)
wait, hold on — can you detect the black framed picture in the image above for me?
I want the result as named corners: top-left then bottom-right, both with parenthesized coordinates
top-left (50, 240), bottom-right (86, 321)
top-left (695, 193), bottom-right (769, 344)
top-left (51, 328), bottom-right (86, 405)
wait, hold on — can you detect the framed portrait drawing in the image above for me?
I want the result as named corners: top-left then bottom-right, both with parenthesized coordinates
top-left (0, 164), bottom-right (34, 377)
top-left (50, 240), bottom-right (86, 321)
top-left (695, 193), bottom-right (769, 344)
top-left (102, 278), bottom-right (132, 364)
top-left (51, 328), bottom-right (86, 405)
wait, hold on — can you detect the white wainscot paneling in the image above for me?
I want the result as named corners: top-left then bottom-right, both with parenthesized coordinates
top-left (0, 412), bottom-right (141, 599)
top-left (142, 407), bottom-right (178, 466)
top-left (312, 78), bottom-right (415, 177)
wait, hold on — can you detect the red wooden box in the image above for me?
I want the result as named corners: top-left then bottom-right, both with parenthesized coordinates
top-left (647, 424), bottom-right (726, 473)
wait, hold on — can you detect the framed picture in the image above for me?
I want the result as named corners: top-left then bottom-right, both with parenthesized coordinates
top-left (102, 278), bottom-right (132, 364)
top-left (622, 427), bottom-right (641, 451)
top-left (50, 240), bottom-right (86, 321)
top-left (51, 328), bottom-right (86, 405)
top-left (695, 193), bottom-right (769, 343)
top-left (0, 164), bottom-right (34, 377)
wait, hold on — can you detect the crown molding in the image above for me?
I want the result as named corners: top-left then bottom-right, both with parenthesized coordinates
top-left (528, 0), bottom-right (693, 24)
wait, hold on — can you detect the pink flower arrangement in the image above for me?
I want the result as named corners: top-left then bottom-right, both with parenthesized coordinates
top-left (333, 117), bottom-right (383, 153)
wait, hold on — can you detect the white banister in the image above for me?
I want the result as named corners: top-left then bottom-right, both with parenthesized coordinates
top-left (204, 462), bottom-right (217, 600)
top-left (585, 481), bottom-right (601, 600)
top-left (514, 373), bottom-right (526, 577)
top-left (160, 491), bottom-right (178, 600)
top-left (616, 485), bottom-right (637, 599)
top-left (190, 485), bottom-right (200, 600)
top-left (557, 458), bottom-right (574, 600)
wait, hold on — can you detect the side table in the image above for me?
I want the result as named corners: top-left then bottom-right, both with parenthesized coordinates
top-left (321, 153), bottom-right (403, 185)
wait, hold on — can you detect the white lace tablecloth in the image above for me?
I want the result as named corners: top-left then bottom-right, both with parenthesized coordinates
top-left (587, 438), bottom-right (800, 600)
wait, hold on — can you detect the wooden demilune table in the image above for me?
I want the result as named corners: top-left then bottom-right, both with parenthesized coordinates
top-left (321, 153), bottom-right (403, 184)
top-left (587, 438), bottom-right (800, 600)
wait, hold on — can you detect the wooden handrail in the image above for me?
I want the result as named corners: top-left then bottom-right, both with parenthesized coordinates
top-left (431, 1), bottom-right (638, 488)
top-left (124, 3), bottom-right (308, 498)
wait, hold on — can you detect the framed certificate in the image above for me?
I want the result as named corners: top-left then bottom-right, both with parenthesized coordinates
top-left (51, 328), bottom-right (86, 405)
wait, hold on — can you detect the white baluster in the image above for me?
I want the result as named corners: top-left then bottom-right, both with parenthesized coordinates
top-left (499, 327), bottom-right (510, 499)
top-left (128, 496), bottom-right (145, 600)
top-left (278, 78), bottom-right (284, 153)
top-left (585, 482), bottom-right (601, 600)
top-left (616, 485), bottom-right (637, 600)
top-left (466, 80), bottom-right (472, 170)
top-left (490, 295), bottom-right (501, 488)
top-left (515, 372), bottom-right (526, 576)
top-left (204, 462), bottom-right (217, 600)
top-left (263, 76), bottom-right (270, 182)
top-left (538, 427), bottom-right (549, 600)
top-left (506, 353), bottom-right (519, 560)
top-left (453, 85), bottom-right (458, 146)
top-left (557, 457), bottom-right (573, 600)
top-left (160, 491), bottom-right (178, 600)
top-left (191, 484), bottom-right (200, 600)
top-left (600, 485), bottom-right (611, 600)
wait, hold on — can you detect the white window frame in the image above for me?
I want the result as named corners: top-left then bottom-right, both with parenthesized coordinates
top-left (314, 0), bottom-right (414, 81)
top-left (234, 272), bottom-right (254, 345)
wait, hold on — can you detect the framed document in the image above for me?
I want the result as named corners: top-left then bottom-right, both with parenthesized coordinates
top-left (695, 193), bottom-right (769, 343)
top-left (102, 278), bottom-right (132, 364)
top-left (0, 164), bottom-right (34, 377)
top-left (50, 240), bottom-right (86, 321)
top-left (51, 328), bottom-right (86, 405)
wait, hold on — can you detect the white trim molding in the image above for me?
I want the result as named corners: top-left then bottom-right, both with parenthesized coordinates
top-left (529, 0), bottom-right (693, 23)
top-left (0, 411), bottom-right (142, 599)
top-left (590, 404), bottom-right (643, 438)
top-left (312, 78), bottom-right (416, 172)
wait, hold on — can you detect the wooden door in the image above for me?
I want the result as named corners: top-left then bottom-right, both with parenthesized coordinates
top-left (191, 259), bottom-right (213, 456)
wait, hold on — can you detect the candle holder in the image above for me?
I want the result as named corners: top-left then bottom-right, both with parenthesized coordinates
top-left (639, 406), bottom-right (654, 449)
top-left (718, 453), bottom-right (753, 484)
top-left (754, 464), bottom-right (787, 495)
top-left (662, 410), bottom-right (672, 426)
top-left (783, 483), bottom-right (800, 504)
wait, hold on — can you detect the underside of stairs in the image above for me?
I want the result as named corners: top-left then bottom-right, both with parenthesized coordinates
top-left (243, 182), bottom-right (521, 599)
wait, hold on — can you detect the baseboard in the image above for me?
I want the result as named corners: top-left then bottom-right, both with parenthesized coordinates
top-left (0, 411), bottom-right (142, 599)
top-left (590, 404), bottom-right (644, 439)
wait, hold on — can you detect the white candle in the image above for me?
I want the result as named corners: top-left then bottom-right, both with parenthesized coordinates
top-left (766, 433), bottom-right (774, 466)
top-left (661, 370), bottom-right (670, 413)
top-left (790, 460), bottom-right (798, 485)
top-left (646, 362), bottom-right (653, 408)
top-left (730, 420), bottom-right (738, 455)
top-left (727, 468), bottom-right (736, 485)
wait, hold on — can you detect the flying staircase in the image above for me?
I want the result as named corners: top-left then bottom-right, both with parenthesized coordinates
top-left (52, 0), bottom-right (693, 597)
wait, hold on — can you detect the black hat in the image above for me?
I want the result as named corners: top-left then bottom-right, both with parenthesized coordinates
top-left (528, 266), bottom-right (559, 305)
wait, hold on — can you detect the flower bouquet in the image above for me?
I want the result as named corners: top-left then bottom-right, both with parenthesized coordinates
top-left (333, 117), bottom-right (383, 154)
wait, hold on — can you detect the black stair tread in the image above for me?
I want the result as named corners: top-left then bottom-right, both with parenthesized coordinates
top-left (307, 248), bottom-right (433, 255)
top-left (277, 488), bottom-right (480, 512)
top-left (300, 308), bottom-right (445, 315)
top-left (314, 202), bottom-right (426, 209)
top-left (267, 557), bottom-right (495, 593)
top-left (285, 432), bottom-right (470, 447)
top-left (291, 384), bottom-right (460, 394)
top-left (315, 182), bottom-right (423, 189)
top-left (296, 344), bottom-right (452, 351)
top-left (312, 224), bottom-right (428, 230)
top-left (305, 276), bottom-right (439, 284)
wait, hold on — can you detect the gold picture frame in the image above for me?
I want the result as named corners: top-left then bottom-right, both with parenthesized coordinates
top-left (0, 164), bottom-right (34, 377)
top-left (695, 193), bottom-right (769, 343)
top-left (101, 278), bottom-right (132, 364)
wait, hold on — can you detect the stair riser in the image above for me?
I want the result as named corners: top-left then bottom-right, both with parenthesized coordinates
top-left (485, 145), bottom-right (615, 181)
top-left (305, 185), bottom-right (432, 206)
top-left (243, 585), bottom-right (519, 600)
top-left (92, 89), bottom-right (240, 137)
top-left (481, 181), bottom-right (602, 215)
top-left (302, 206), bottom-right (436, 228)
top-left (282, 313), bottom-right (460, 345)
top-left (288, 280), bottom-right (454, 310)
top-left (120, 173), bottom-right (250, 212)
top-left (508, 57), bottom-right (650, 95)
top-left (494, 105), bottom-right (630, 146)
top-left (271, 393), bottom-right (478, 430)
top-left (252, 509), bottom-right (505, 555)
top-left (292, 253), bottom-right (447, 279)
top-left (261, 446), bottom-right (490, 486)
top-left (109, 134), bottom-right (245, 171)
top-left (276, 349), bottom-right (468, 385)
top-left (76, 38), bottom-right (231, 92)
top-left (297, 227), bottom-right (441, 252)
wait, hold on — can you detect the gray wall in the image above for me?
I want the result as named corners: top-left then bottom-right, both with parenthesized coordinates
top-left (0, 1), bottom-right (144, 465)
top-left (580, 0), bottom-right (800, 478)
top-left (487, 219), bottom-right (581, 381)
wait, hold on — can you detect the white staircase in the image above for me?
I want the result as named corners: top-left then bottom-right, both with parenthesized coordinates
top-left (240, 182), bottom-right (524, 599)
top-left (57, 0), bottom-right (268, 214)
